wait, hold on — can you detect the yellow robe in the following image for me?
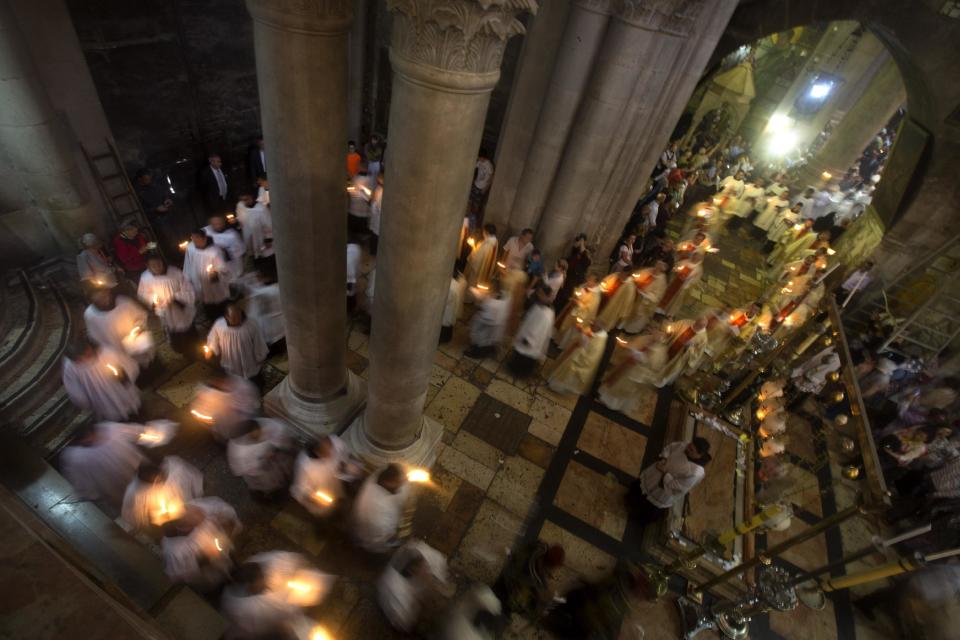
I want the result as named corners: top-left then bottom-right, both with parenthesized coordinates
top-left (658, 322), bottom-right (708, 385)
top-left (554, 285), bottom-right (602, 348)
top-left (548, 329), bottom-right (608, 396)
top-left (596, 276), bottom-right (636, 330)
top-left (598, 336), bottom-right (667, 410)
top-left (465, 236), bottom-right (498, 288)
top-left (660, 260), bottom-right (703, 317)
top-left (769, 228), bottom-right (816, 267)
top-left (623, 271), bottom-right (668, 334)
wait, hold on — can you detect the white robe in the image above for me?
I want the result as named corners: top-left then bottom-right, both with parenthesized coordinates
top-left (63, 347), bottom-right (141, 421)
top-left (162, 519), bottom-right (232, 590)
top-left (246, 282), bottom-right (285, 345)
top-left (544, 271), bottom-right (565, 302)
top-left (291, 437), bottom-right (358, 516)
top-left (548, 329), bottom-right (608, 396)
top-left (442, 276), bottom-right (467, 327)
top-left (120, 456), bottom-right (203, 531)
top-left (191, 377), bottom-right (260, 441)
top-left (204, 225), bottom-right (246, 279)
top-left (251, 551), bottom-right (335, 608)
top-left (347, 243), bottom-right (362, 286)
top-left (221, 586), bottom-right (302, 640)
top-left (438, 585), bottom-right (502, 640)
top-left (189, 496), bottom-right (242, 535)
top-left (184, 242), bottom-right (231, 304)
top-left (206, 318), bottom-right (268, 379)
top-left (241, 203), bottom-right (273, 258)
top-left (469, 294), bottom-right (510, 348)
top-left (513, 304), bottom-right (555, 360)
top-left (639, 442), bottom-right (705, 508)
top-left (227, 418), bottom-right (295, 492)
top-left (378, 541), bottom-right (448, 632)
top-left (60, 424), bottom-right (144, 507)
top-left (138, 268), bottom-right (196, 333)
top-left (754, 195), bottom-right (789, 231)
top-left (353, 475), bottom-right (411, 553)
top-left (84, 296), bottom-right (153, 365)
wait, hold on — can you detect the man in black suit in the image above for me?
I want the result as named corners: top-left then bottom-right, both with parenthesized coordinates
top-left (247, 136), bottom-right (267, 188)
top-left (198, 154), bottom-right (231, 215)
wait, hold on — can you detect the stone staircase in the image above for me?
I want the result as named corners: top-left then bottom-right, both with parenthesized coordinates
top-left (0, 259), bottom-right (91, 458)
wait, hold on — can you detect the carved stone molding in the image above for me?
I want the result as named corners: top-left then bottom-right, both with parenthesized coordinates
top-left (388, 0), bottom-right (538, 75)
top-left (246, 0), bottom-right (352, 35)
top-left (615, 0), bottom-right (706, 36)
top-left (573, 0), bottom-right (613, 16)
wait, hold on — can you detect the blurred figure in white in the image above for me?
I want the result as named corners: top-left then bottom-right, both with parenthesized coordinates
top-left (353, 463), bottom-right (410, 553)
top-left (161, 507), bottom-right (234, 591)
top-left (378, 540), bottom-right (449, 632)
top-left (84, 287), bottom-right (154, 367)
top-left (121, 457), bottom-right (203, 532)
top-left (440, 268), bottom-right (467, 343)
top-left (227, 418), bottom-right (297, 493)
top-left (439, 584), bottom-right (502, 640)
top-left (291, 435), bottom-right (363, 517)
top-left (183, 229), bottom-right (231, 321)
top-left (235, 193), bottom-right (273, 262)
top-left (138, 254), bottom-right (198, 354)
top-left (205, 304), bottom-right (269, 380)
top-left (464, 279), bottom-right (510, 359)
top-left (204, 213), bottom-right (246, 280)
top-left (62, 339), bottom-right (141, 421)
top-left (245, 266), bottom-right (285, 351)
top-left (189, 374), bottom-right (259, 442)
top-left (60, 422), bottom-right (144, 510)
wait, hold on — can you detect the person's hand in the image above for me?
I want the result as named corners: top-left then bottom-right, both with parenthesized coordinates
top-left (147, 241), bottom-right (157, 250)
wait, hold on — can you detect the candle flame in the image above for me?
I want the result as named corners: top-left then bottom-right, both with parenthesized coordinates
top-left (696, 208), bottom-right (710, 217)
top-left (666, 324), bottom-right (674, 334)
top-left (226, 213), bottom-right (236, 222)
top-left (190, 409), bottom-right (214, 423)
top-left (106, 363), bottom-right (120, 377)
top-left (360, 186), bottom-right (372, 197)
top-left (476, 284), bottom-right (489, 291)
top-left (314, 490), bottom-right (335, 505)
top-left (129, 326), bottom-right (141, 339)
top-left (179, 241), bottom-right (188, 251)
top-left (616, 336), bottom-right (628, 345)
top-left (793, 223), bottom-right (804, 231)
top-left (214, 537), bottom-right (223, 552)
top-left (574, 290), bottom-right (582, 297)
top-left (467, 237), bottom-right (476, 248)
top-left (95, 279), bottom-right (104, 286)
top-left (407, 468), bottom-right (430, 483)
top-left (706, 246), bottom-right (719, 253)
top-left (496, 261), bottom-right (506, 269)
top-left (756, 409), bottom-right (767, 420)
top-left (310, 626), bottom-right (332, 640)
top-left (827, 248), bottom-right (836, 256)
top-left (631, 272), bottom-right (642, 278)
top-left (576, 317), bottom-right (584, 324)
top-left (346, 186), bottom-right (357, 192)
top-left (821, 171), bottom-right (832, 180)
top-left (286, 580), bottom-right (312, 593)
top-left (152, 294), bottom-right (159, 306)
top-left (138, 431), bottom-right (161, 442)
top-left (206, 264), bottom-right (214, 273)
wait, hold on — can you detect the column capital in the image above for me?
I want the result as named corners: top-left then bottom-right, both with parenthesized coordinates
top-left (614, 0), bottom-right (705, 35)
top-left (246, 0), bottom-right (352, 34)
top-left (387, 0), bottom-right (538, 76)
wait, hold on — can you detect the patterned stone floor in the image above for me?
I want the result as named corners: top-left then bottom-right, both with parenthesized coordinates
top-left (41, 214), bottom-right (902, 639)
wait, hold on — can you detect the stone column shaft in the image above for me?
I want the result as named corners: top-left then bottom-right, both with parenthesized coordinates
top-left (483, 0), bottom-right (571, 234)
top-left (504, 1), bottom-right (610, 236)
top-left (348, 0), bottom-right (367, 142)
top-left (589, 0), bottom-right (739, 261)
top-left (248, 0), bottom-right (364, 435)
top-left (796, 57), bottom-right (905, 188)
top-left (0, 0), bottom-right (98, 255)
top-left (346, 0), bottom-right (535, 466)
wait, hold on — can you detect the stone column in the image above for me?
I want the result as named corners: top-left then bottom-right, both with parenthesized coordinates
top-left (347, 0), bottom-right (367, 143)
top-left (502, 0), bottom-right (611, 236)
top-left (795, 57), bottom-right (905, 189)
top-left (0, 0), bottom-right (102, 256)
top-left (537, 0), bottom-right (737, 263)
top-left (482, 0), bottom-right (571, 233)
top-left (588, 0), bottom-right (738, 261)
top-left (247, 0), bottom-right (364, 435)
top-left (345, 0), bottom-right (536, 467)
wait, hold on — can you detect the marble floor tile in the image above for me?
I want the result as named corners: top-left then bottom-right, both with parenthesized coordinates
top-left (577, 411), bottom-right (648, 476)
top-left (156, 361), bottom-right (218, 408)
top-left (270, 502), bottom-right (327, 557)
top-left (517, 433), bottom-right (555, 469)
top-left (469, 365), bottom-right (494, 389)
top-left (624, 385), bottom-right (659, 425)
top-left (529, 395), bottom-right (572, 435)
top-left (461, 394), bottom-right (532, 454)
top-left (430, 363), bottom-right (453, 388)
top-left (486, 378), bottom-right (534, 414)
top-left (534, 382), bottom-right (578, 411)
top-left (433, 349), bottom-right (459, 372)
top-left (424, 375), bottom-right (481, 433)
top-left (539, 520), bottom-right (616, 585)
top-left (528, 418), bottom-right (565, 447)
top-left (428, 465), bottom-right (463, 512)
top-left (554, 461), bottom-right (628, 541)
top-left (452, 499), bottom-right (523, 584)
top-left (451, 429), bottom-right (504, 470)
top-left (437, 444), bottom-right (496, 490)
top-left (487, 455), bottom-right (545, 518)
top-left (266, 352), bottom-right (289, 373)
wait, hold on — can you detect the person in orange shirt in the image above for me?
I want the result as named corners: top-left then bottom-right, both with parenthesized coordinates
top-left (347, 140), bottom-right (362, 177)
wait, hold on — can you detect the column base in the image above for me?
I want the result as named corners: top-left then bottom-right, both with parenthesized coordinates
top-left (342, 413), bottom-right (444, 471)
top-left (264, 370), bottom-right (366, 438)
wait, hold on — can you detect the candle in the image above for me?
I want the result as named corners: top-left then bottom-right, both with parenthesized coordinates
top-left (226, 213), bottom-right (236, 222)
top-left (496, 261), bottom-right (507, 270)
top-left (152, 293), bottom-right (160, 307)
top-left (202, 345), bottom-right (212, 359)
top-left (190, 409), bottom-right (215, 423)
top-left (574, 290), bottom-right (582, 297)
top-left (128, 326), bottom-right (142, 339)
top-left (821, 171), bottom-right (832, 180)
top-left (214, 537), bottom-right (224, 552)
top-left (310, 627), bottom-right (332, 640)
top-left (179, 241), bottom-right (189, 251)
top-left (286, 579), bottom-right (312, 594)
top-left (206, 264), bottom-right (214, 274)
top-left (826, 248), bottom-right (837, 256)
top-left (150, 493), bottom-right (184, 525)
top-left (138, 430), bottom-right (162, 443)
top-left (313, 490), bottom-right (335, 505)
top-left (476, 284), bottom-right (489, 291)
top-left (94, 279), bottom-right (104, 286)
top-left (666, 324), bottom-right (674, 334)
top-left (407, 468), bottom-right (430, 483)
top-left (346, 185), bottom-right (357, 192)
top-left (360, 186), bottom-right (372, 197)
top-left (706, 246), bottom-right (719, 253)
top-left (467, 237), bottom-right (476, 248)
top-left (616, 336), bottom-right (628, 345)
top-left (793, 223), bottom-right (804, 231)
top-left (106, 363), bottom-right (120, 377)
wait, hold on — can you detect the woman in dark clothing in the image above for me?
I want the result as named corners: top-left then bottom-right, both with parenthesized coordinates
top-left (554, 233), bottom-right (591, 312)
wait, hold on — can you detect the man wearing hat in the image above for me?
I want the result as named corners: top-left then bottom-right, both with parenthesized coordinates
top-left (627, 437), bottom-right (712, 525)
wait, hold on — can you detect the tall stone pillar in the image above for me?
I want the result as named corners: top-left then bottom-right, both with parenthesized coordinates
top-left (537, 0), bottom-right (737, 263)
top-left (502, 0), bottom-right (611, 236)
top-left (795, 57), bottom-right (905, 189)
top-left (348, 0), bottom-right (367, 143)
top-left (247, 0), bottom-right (364, 435)
top-left (588, 0), bottom-right (738, 261)
top-left (483, 0), bottom-right (571, 233)
top-left (0, 0), bottom-right (101, 256)
top-left (345, 0), bottom-right (536, 467)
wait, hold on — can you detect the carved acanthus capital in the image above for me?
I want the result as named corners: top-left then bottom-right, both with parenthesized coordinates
top-left (388, 0), bottom-right (538, 75)
top-left (246, 0), bottom-right (352, 35)
top-left (614, 0), bottom-right (706, 36)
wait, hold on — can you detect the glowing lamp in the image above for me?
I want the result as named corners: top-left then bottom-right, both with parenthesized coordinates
top-left (179, 241), bottom-right (189, 251)
top-left (833, 391), bottom-right (845, 403)
top-left (829, 371), bottom-right (840, 382)
top-left (407, 468), bottom-right (430, 483)
top-left (616, 336), bottom-right (628, 345)
top-left (226, 213), bottom-right (236, 222)
top-left (827, 248), bottom-right (837, 256)
top-left (496, 261), bottom-right (506, 270)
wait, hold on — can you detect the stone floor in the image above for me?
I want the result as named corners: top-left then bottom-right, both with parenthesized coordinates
top-left (32, 214), bottom-right (904, 639)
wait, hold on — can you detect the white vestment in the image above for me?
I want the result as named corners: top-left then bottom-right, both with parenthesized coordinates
top-left (206, 318), bottom-right (268, 378)
top-left (548, 329), bottom-right (608, 396)
top-left (246, 282), bottom-right (285, 345)
top-left (502, 236), bottom-right (534, 271)
top-left (227, 418), bottom-right (295, 492)
top-left (138, 267), bottom-right (196, 332)
top-left (639, 442), bottom-right (705, 508)
top-left (191, 377), bottom-right (260, 441)
top-left (513, 304), bottom-right (555, 360)
top-left (353, 475), bottom-right (411, 552)
top-left (442, 275), bottom-right (467, 327)
top-left (120, 456), bottom-right (203, 531)
top-left (544, 271), bottom-right (565, 302)
top-left (162, 519), bottom-right (232, 590)
top-left (184, 242), bottom-right (231, 304)
top-left (291, 436), bottom-right (358, 516)
top-left (63, 347), bottom-right (141, 421)
top-left (470, 294), bottom-right (510, 348)
top-left (377, 541), bottom-right (448, 632)
top-left (60, 424), bottom-right (144, 507)
top-left (241, 203), bottom-right (273, 258)
top-left (438, 585), bottom-right (502, 640)
top-left (346, 243), bottom-right (362, 286)
top-left (85, 296), bottom-right (153, 365)
top-left (204, 225), bottom-right (246, 279)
